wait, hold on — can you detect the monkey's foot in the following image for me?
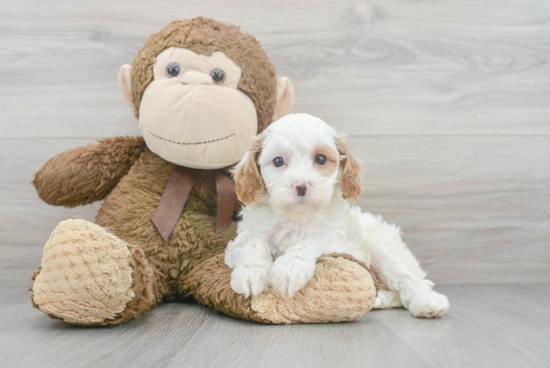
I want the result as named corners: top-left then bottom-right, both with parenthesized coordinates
top-left (31, 218), bottom-right (154, 326)
top-left (182, 253), bottom-right (379, 324)
top-left (251, 254), bottom-right (379, 323)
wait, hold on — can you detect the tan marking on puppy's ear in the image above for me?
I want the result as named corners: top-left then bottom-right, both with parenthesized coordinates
top-left (233, 135), bottom-right (265, 205)
top-left (336, 134), bottom-right (363, 201)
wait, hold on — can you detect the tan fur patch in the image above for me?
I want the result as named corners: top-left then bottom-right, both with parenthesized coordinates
top-left (336, 135), bottom-right (363, 201)
top-left (31, 218), bottom-right (136, 324)
top-left (33, 136), bottom-right (146, 207)
top-left (312, 144), bottom-right (339, 178)
top-left (233, 135), bottom-right (265, 205)
top-left (250, 255), bottom-right (378, 324)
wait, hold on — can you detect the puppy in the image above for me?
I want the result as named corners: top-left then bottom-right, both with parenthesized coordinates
top-left (225, 113), bottom-right (449, 318)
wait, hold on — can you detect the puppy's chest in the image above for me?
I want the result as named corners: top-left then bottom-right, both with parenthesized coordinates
top-left (264, 219), bottom-right (333, 256)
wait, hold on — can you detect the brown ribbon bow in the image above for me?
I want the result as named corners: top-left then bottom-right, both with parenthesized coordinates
top-left (151, 165), bottom-right (237, 241)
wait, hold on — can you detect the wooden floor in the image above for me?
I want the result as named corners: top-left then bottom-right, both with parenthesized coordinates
top-left (0, 283), bottom-right (548, 368)
top-left (1, 0), bottom-right (550, 367)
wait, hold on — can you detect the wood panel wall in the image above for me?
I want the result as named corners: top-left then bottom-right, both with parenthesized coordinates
top-left (1, 0), bottom-right (549, 284)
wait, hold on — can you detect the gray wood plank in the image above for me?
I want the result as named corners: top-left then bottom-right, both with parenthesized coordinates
top-left (0, 283), bottom-right (548, 368)
top-left (0, 0), bottom-right (549, 137)
top-left (0, 138), bottom-right (102, 282)
top-left (350, 135), bottom-right (550, 285)
top-left (1, 136), bottom-right (548, 285)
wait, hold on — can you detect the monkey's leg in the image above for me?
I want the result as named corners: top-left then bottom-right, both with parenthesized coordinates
top-left (179, 252), bottom-right (380, 324)
top-left (30, 218), bottom-right (163, 326)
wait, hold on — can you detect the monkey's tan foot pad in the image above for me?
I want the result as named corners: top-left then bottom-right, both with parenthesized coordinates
top-left (31, 218), bottom-right (135, 325)
top-left (251, 254), bottom-right (378, 324)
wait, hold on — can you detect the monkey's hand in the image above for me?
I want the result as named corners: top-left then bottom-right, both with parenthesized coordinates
top-left (33, 136), bottom-right (146, 207)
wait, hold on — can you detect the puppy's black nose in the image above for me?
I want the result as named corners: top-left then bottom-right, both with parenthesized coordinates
top-left (296, 185), bottom-right (307, 197)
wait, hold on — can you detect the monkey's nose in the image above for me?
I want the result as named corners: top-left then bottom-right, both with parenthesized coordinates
top-left (180, 72), bottom-right (213, 86)
top-left (295, 183), bottom-right (309, 197)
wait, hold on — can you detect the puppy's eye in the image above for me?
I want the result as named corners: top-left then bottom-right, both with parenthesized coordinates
top-left (273, 157), bottom-right (285, 167)
top-left (166, 62), bottom-right (181, 78)
top-left (315, 154), bottom-right (327, 165)
top-left (210, 68), bottom-right (225, 84)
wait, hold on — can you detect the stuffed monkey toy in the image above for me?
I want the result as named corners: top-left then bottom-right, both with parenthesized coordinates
top-left (30, 17), bottom-right (379, 326)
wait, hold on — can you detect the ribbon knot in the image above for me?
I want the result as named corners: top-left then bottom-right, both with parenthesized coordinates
top-left (151, 165), bottom-right (237, 241)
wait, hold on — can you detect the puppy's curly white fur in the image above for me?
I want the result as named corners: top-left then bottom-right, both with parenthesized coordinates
top-left (225, 113), bottom-right (449, 318)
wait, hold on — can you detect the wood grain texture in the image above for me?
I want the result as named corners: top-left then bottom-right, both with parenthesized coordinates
top-left (0, 0), bottom-right (549, 137)
top-left (0, 0), bottom-right (549, 286)
top-left (0, 283), bottom-right (549, 368)
top-left (352, 135), bottom-right (550, 285)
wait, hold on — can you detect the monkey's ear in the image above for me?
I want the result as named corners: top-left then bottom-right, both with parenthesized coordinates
top-left (273, 77), bottom-right (294, 121)
top-left (233, 135), bottom-right (265, 205)
top-left (118, 64), bottom-right (133, 108)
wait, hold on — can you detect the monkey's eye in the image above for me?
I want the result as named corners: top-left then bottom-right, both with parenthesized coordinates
top-left (210, 68), bottom-right (225, 84)
top-left (166, 62), bottom-right (181, 78)
top-left (273, 157), bottom-right (285, 167)
top-left (315, 155), bottom-right (327, 165)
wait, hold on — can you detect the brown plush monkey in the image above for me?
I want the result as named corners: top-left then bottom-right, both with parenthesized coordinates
top-left (30, 17), bottom-right (379, 326)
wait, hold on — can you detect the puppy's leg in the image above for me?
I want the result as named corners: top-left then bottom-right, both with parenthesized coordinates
top-left (397, 278), bottom-right (449, 318)
top-left (270, 241), bottom-right (324, 298)
top-left (360, 213), bottom-right (449, 318)
top-left (373, 290), bottom-right (403, 309)
top-left (225, 236), bottom-right (273, 298)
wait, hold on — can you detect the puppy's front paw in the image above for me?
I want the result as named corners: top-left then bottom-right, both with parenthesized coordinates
top-left (408, 290), bottom-right (449, 318)
top-left (270, 255), bottom-right (316, 298)
top-left (230, 265), bottom-right (270, 298)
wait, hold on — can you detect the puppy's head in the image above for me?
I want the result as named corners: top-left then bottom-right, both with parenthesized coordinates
top-left (233, 113), bottom-right (362, 214)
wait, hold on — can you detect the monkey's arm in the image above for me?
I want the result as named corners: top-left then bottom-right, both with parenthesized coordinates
top-left (33, 136), bottom-right (146, 207)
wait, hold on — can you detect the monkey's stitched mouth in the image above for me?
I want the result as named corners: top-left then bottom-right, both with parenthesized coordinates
top-left (147, 130), bottom-right (235, 145)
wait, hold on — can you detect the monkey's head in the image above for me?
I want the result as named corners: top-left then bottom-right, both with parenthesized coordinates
top-left (118, 18), bottom-right (294, 169)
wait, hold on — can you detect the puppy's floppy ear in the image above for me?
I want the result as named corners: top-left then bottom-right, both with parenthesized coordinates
top-left (336, 134), bottom-right (363, 201)
top-left (233, 135), bottom-right (265, 205)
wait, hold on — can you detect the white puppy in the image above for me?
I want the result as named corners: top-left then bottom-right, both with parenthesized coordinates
top-left (225, 113), bottom-right (449, 318)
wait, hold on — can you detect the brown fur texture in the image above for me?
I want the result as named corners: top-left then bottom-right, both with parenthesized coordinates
top-left (30, 142), bottom-right (380, 325)
top-left (33, 136), bottom-right (146, 207)
top-left (32, 146), bottom-right (240, 324)
top-left (336, 134), bottom-right (363, 201)
top-left (29, 18), bottom-right (379, 326)
top-left (131, 17), bottom-right (277, 133)
top-left (233, 134), bottom-right (265, 205)
top-left (181, 253), bottom-right (380, 324)
top-left (179, 253), bottom-right (270, 323)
